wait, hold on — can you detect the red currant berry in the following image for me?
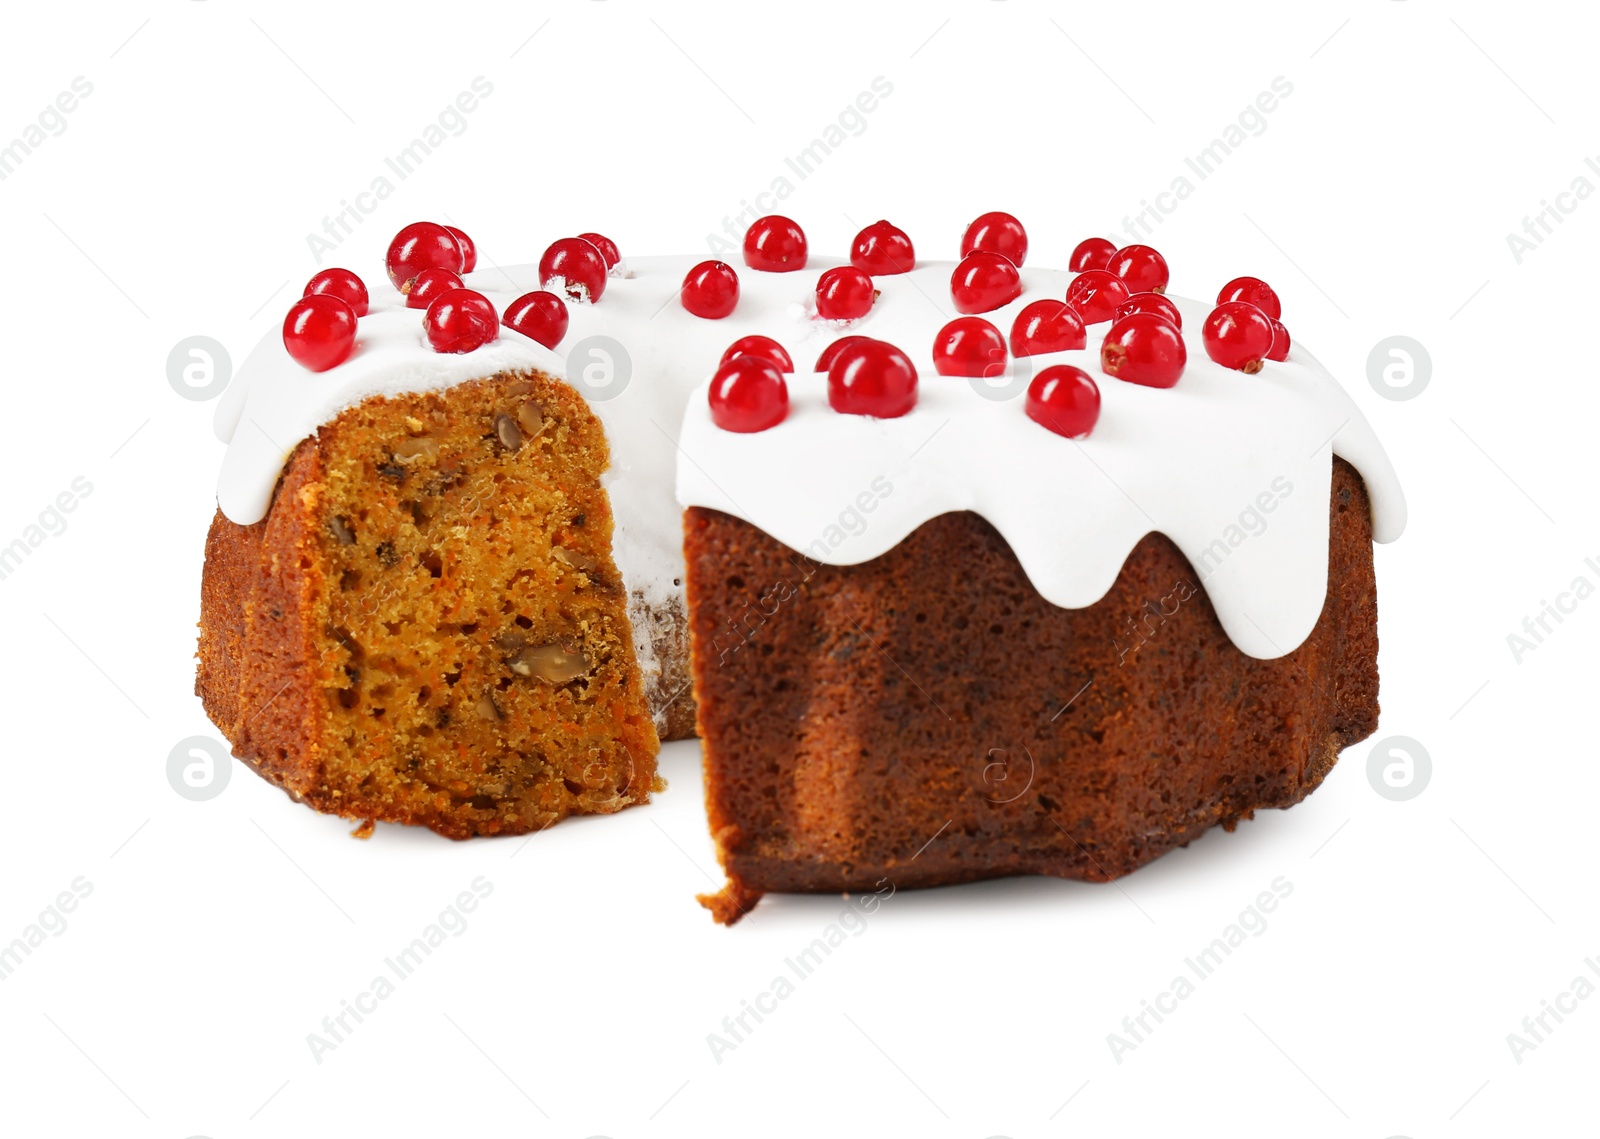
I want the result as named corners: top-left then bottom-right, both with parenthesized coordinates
top-left (386, 222), bottom-right (464, 292)
top-left (1114, 292), bottom-right (1182, 330)
top-left (424, 289), bottom-right (500, 354)
top-left (1101, 312), bottom-right (1187, 388)
top-left (1026, 365), bottom-right (1101, 439)
top-left (816, 266), bottom-right (876, 321)
top-left (828, 339), bottom-right (918, 418)
top-left (932, 317), bottom-right (1007, 378)
top-left (1009, 299), bottom-right (1086, 357)
top-left (814, 335), bottom-right (874, 373)
top-left (681, 260), bottom-right (740, 319)
top-left (1108, 245), bottom-right (1169, 294)
top-left (282, 294), bottom-right (357, 372)
top-left (444, 226), bottom-right (477, 274)
top-left (577, 232), bottom-right (620, 270)
top-left (1069, 237), bottom-right (1116, 273)
top-left (850, 220), bottom-right (915, 275)
top-left (502, 290), bottom-right (569, 349)
top-left (1065, 270), bottom-right (1132, 325)
top-left (1266, 318), bottom-right (1290, 362)
top-left (1216, 276), bottom-right (1281, 320)
top-left (1202, 302), bottom-right (1275, 373)
top-left (743, 215), bottom-right (808, 272)
top-left (405, 266), bottom-right (464, 310)
top-left (303, 268), bottom-right (369, 317)
top-left (960, 211), bottom-right (1027, 267)
top-left (540, 237), bottom-right (608, 302)
top-left (719, 335), bottom-right (793, 373)
top-left (951, 251), bottom-right (1022, 315)
top-left (708, 357), bottom-right (789, 433)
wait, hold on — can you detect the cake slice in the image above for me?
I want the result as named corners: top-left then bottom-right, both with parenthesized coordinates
top-left (199, 369), bottom-right (660, 837)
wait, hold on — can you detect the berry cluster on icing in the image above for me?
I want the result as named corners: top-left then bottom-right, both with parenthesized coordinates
top-left (280, 222), bottom-right (628, 371)
top-left (281, 213), bottom-right (1298, 457)
top-left (702, 212), bottom-right (1297, 442)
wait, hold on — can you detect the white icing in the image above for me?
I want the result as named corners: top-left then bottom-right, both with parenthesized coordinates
top-left (215, 256), bottom-right (1404, 664)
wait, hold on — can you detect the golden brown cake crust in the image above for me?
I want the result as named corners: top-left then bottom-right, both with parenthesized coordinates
top-left (197, 370), bottom-right (662, 838)
top-left (199, 440), bottom-right (324, 803)
top-left (687, 459), bottom-right (1380, 924)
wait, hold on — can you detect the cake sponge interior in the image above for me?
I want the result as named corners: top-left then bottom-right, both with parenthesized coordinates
top-left (199, 370), bottom-right (661, 837)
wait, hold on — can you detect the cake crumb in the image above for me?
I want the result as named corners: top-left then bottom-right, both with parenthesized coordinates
top-left (697, 879), bottom-right (764, 926)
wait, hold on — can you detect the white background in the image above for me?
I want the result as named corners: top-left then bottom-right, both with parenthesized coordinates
top-left (1, 1), bottom-right (1594, 1135)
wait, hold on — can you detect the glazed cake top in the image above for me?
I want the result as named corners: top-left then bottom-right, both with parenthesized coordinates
top-left (214, 245), bottom-right (1405, 661)
top-left (674, 283), bottom-right (1404, 659)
